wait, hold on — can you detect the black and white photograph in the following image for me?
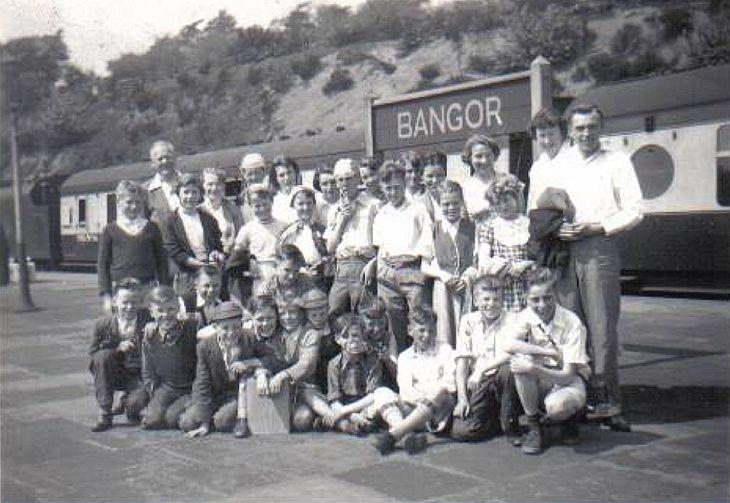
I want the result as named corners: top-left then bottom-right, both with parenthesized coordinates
top-left (0, 0), bottom-right (728, 502)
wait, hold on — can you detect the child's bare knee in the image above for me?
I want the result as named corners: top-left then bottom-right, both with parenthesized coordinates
top-left (292, 404), bottom-right (314, 432)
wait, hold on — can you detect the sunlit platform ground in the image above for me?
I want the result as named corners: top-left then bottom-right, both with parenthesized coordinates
top-left (1, 272), bottom-right (728, 503)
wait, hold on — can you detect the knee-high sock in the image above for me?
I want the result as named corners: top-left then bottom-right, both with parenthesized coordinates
top-left (514, 373), bottom-right (540, 417)
top-left (237, 379), bottom-right (247, 420)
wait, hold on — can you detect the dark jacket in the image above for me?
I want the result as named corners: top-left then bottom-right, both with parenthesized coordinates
top-left (89, 310), bottom-right (152, 370)
top-left (528, 208), bottom-right (571, 270)
top-left (141, 320), bottom-right (198, 393)
top-left (161, 209), bottom-right (223, 274)
top-left (432, 218), bottom-right (475, 276)
top-left (190, 335), bottom-right (254, 422)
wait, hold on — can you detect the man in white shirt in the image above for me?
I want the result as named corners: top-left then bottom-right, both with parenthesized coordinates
top-left (364, 161), bottom-right (434, 351)
top-left (526, 108), bottom-right (570, 211)
top-left (553, 103), bottom-right (643, 432)
top-left (324, 159), bottom-right (378, 316)
top-left (146, 140), bottom-right (181, 222)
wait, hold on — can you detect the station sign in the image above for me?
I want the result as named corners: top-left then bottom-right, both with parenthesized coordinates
top-left (369, 70), bottom-right (535, 153)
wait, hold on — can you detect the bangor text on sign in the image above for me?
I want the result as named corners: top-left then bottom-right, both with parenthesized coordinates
top-left (372, 72), bottom-right (532, 152)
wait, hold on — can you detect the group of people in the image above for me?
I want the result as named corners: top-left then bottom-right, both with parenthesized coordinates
top-left (91, 103), bottom-right (643, 456)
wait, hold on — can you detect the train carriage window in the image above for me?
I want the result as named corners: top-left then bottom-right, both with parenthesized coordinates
top-left (106, 193), bottom-right (116, 223)
top-left (78, 199), bottom-right (86, 226)
top-left (630, 145), bottom-right (674, 199)
top-left (717, 124), bottom-right (730, 152)
top-left (718, 157), bottom-right (730, 207)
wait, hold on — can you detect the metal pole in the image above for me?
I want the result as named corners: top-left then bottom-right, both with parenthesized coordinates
top-left (9, 108), bottom-right (36, 311)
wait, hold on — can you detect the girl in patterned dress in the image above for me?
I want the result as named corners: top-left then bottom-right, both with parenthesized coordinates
top-left (475, 175), bottom-right (533, 313)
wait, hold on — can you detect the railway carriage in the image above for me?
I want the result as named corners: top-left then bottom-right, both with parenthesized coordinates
top-left (572, 64), bottom-right (730, 292)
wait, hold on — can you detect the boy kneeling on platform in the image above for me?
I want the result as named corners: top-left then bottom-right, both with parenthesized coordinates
top-left (370, 306), bottom-right (456, 455)
top-left (180, 301), bottom-right (263, 438)
top-left (503, 267), bottom-right (590, 455)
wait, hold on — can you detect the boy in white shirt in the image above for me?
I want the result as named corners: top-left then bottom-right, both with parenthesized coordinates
top-left (369, 306), bottom-right (456, 455)
top-left (503, 267), bottom-right (591, 455)
top-left (364, 161), bottom-right (434, 351)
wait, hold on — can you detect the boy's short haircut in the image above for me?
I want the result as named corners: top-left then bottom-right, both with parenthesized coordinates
top-left (440, 180), bottom-right (464, 201)
top-left (114, 277), bottom-right (141, 295)
top-left (115, 180), bottom-right (144, 199)
top-left (247, 183), bottom-right (273, 200)
top-left (300, 288), bottom-right (329, 309)
top-left (473, 274), bottom-right (504, 293)
top-left (148, 285), bottom-right (177, 305)
top-left (278, 244), bottom-right (306, 268)
top-left (529, 107), bottom-right (567, 139)
top-left (248, 295), bottom-right (277, 315)
top-left (422, 151), bottom-right (448, 170)
top-left (461, 135), bottom-right (500, 175)
top-left (202, 166), bottom-right (227, 184)
top-left (312, 163), bottom-right (333, 192)
top-left (568, 102), bottom-right (604, 125)
top-left (360, 156), bottom-right (381, 173)
top-left (357, 294), bottom-right (387, 319)
top-left (197, 263), bottom-right (222, 280)
top-left (524, 266), bottom-right (558, 289)
top-left (333, 312), bottom-right (363, 339)
top-left (380, 161), bottom-right (406, 183)
top-left (401, 150), bottom-right (424, 175)
top-left (377, 158), bottom-right (401, 179)
top-left (409, 305), bottom-right (437, 326)
top-left (275, 288), bottom-right (304, 310)
top-left (177, 173), bottom-right (204, 196)
top-left (485, 174), bottom-right (525, 207)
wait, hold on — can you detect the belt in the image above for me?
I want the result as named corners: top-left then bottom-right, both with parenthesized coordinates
top-left (382, 256), bottom-right (421, 269)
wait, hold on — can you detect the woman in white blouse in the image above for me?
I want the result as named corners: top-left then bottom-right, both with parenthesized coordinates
top-left (268, 155), bottom-right (300, 224)
top-left (461, 134), bottom-right (503, 222)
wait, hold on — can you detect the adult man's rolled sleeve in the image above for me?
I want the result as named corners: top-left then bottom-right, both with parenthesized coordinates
top-left (601, 156), bottom-right (643, 235)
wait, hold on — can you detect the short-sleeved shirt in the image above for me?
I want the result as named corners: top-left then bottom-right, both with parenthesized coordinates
top-left (233, 218), bottom-right (288, 261)
top-left (509, 304), bottom-right (591, 380)
top-left (373, 199), bottom-right (434, 260)
top-left (397, 344), bottom-right (456, 404)
top-left (283, 327), bottom-right (321, 385)
top-left (272, 191), bottom-right (298, 225)
top-left (324, 194), bottom-right (377, 259)
top-left (456, 311), bottom-right (513, 375)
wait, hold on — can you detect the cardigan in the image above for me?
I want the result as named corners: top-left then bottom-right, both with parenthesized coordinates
top-left (161, 209), bottom-right (223, 274)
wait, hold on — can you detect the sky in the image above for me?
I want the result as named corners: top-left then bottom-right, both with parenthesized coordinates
top-left (0, 0), bottom-right (367, 75)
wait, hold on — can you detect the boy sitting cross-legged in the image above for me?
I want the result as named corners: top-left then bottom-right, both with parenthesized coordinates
top-left (369, 306), bottom-right (456, 456)
top-left (503, 267), bottom-right (591, 455)
top-left (141, 285), bottom-right (198, 430)
top-left (89, 278), bottom-right (151, 432)
top-left (321, 313), bottom-right (386, 435)
top-left (180, 301), bottom-right (262, 438)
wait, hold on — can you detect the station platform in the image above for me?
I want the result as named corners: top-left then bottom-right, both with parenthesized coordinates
top-left (1, 272), bottom-right (728, 503)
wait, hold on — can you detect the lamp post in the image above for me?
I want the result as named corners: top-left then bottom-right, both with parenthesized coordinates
top-left (1, 55), bottom-right (37, 311)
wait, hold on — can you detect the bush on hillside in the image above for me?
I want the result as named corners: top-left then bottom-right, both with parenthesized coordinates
top-left (290, 54), bottom-right (323, 81)
top-left (418, 63), bottom-right (441, 81)
top-left (322, 68), bottom-right (354, 95)
top-left (658, 8), bottom-right (693, 41)
top-left (586, 51), bottom-right (666, 84)
top-left (610, 23), bottom-right (645, 58)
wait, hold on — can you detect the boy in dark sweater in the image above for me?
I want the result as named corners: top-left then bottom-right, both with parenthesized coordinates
top-left (141, 286), bottom-right (198, 430)
top-left (89, 278), bottom-right (151, 432)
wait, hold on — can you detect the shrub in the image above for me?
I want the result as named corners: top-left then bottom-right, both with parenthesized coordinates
top-left (322, 68), bottom-right (354, 95)
top-left (610, 23), bottom-right (645, 57)
top-left (658, 8), bottom-right (693, 41)
top-left (418, 63), bottom-right (441, 81)
top-left (467, 54), bottom-right (492, 74)
top-left (290, 54), bottom-right (323, 81)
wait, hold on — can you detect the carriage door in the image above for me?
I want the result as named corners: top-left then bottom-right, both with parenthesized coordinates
top-left (106, 193), bottom-right (116, 223)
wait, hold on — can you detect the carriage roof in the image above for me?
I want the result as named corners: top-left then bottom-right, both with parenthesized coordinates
top-left (61, 128), bottom-right (364, 195)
